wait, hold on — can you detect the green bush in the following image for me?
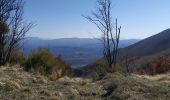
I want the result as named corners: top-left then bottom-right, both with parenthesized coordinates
top-left (95, 60), bottom-right (111, 74)
top-left (24, 49), bottom-right (73, 79)
top-left (24, 49), bottom-right (56, 75)
top-left (10, 52), bottom-right (26, 66)
top-left (95, 60), bottom-right (124, 74)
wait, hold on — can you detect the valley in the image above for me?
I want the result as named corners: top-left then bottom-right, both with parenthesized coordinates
top-left (22, 38), bottom-right (139, 68)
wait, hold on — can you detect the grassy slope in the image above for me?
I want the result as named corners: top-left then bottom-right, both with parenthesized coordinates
top-left (0, 65), bottom-right (170, 100)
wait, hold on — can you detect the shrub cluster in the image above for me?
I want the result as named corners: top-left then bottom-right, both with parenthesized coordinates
top-left (10, 49), bottom-right (72, 80)
top-left (24, 49), bottom-right (56, 74)
top-left (137, 54), bottom-right (170, 75)
top-left (95, 60), bottom-right (111, 74)
top-left (10, 51), bottom-right (26, 66)
top-left (48, 56), bottom-right (73, 80)
top-left (95, 60), bottom-right (124, 74)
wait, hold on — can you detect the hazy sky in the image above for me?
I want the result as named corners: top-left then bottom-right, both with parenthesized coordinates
top-left (24, 0), bottom-right (170, 39)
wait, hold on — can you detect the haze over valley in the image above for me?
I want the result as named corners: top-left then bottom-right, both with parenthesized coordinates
top-left (22, 37), bottom-right (139, 68)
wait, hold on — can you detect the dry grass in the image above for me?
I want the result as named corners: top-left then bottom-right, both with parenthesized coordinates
top-left (136, 72), bottom-right (170, 84)
top-left (0, 65), bottom-right (170, 100)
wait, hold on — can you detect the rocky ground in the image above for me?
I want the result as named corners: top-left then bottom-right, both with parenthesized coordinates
top-left (0, 65), bottom-right (170, 100)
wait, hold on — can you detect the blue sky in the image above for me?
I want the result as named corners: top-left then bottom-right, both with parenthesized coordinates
top-left (24, 0), bottom-right (170, 39)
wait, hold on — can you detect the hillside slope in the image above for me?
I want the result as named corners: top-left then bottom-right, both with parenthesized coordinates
top-left (83, 29), bottom-right (170, 72)
top-left (0, 65), bottom-right (170, 100)
top-left (118, 28), bottom-right (170, 59)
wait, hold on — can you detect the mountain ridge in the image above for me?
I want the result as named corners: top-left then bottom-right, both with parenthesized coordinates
top-left (118, 28), bottom-right (170, 59)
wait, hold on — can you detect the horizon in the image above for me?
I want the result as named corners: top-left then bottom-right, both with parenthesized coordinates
top-left (25, 36), bottom-right (142, 40)
top-left (26, 27), bottom-right (170, 40)
top-left (24, 0), bottom-right (170, 39)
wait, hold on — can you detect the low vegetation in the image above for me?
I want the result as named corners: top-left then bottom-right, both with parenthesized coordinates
top-left (95, 60), bottom-right (111, 74)
top-left (24, 49), bottom-right (73, 80)
top-left (138, 54), bottom-right (170, 75)
top-left (24, 49), bottom-right (56, 74)
top-left (48, 56), bottom-right (73, 80)
top-left (0, 65), bottom-right (169, 100)
top-left (10, 51), bottom-right (27, 66)
top-left (93, 60), bottom-right (127, 76)
top-left (8, 49), bottom-right (73, 80)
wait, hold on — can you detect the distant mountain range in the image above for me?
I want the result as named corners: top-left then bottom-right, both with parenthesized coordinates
top-left (22, 37), bottom-right (140, 68)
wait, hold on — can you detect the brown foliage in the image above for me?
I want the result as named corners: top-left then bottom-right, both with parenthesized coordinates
top-left (49, 56), bottom-right (73, 80)
top-left (137, 54), bottom-right (170, 75)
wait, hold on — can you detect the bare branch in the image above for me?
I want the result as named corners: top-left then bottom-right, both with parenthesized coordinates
top-left (0, 0), bottom-right (33, 65)
top-left (84, 0), bottom-right (121, 72)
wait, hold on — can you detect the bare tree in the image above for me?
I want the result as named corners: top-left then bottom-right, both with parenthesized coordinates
top-left (124, 49), bottom-right (130, 73)
top-left (84, 0), bottom-right (121, 71)
top-left (0, 0), bottom-right (33, 65)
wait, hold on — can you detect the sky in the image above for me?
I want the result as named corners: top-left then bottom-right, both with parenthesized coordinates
top-left (24, 0), bottom-right (170, 39)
